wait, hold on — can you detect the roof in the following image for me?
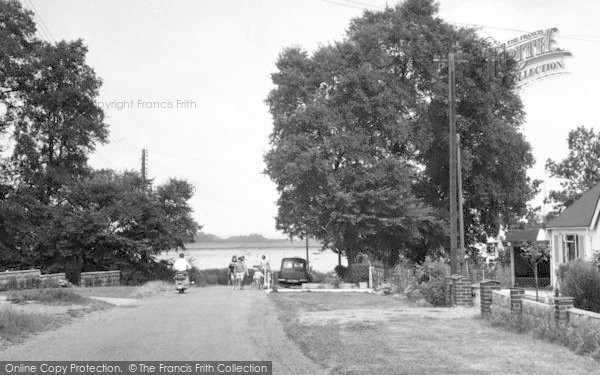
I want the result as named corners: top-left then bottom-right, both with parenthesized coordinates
top-left (546, 183), bottom-right (600, 228)
top-left (505, 229), bottom-right (541, 243)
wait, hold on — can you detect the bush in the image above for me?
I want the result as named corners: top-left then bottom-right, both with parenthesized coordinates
top-left (335, 265), bottom-right (347, 279)
top-left (309, 270), bottom-right (328, 283)
top-left (404, 257), bottom-right (449, 307)
top-left (419, 278), bottom-right (446, 306)
top-left (121, 260), bottom-right (174, 285)
top-left (558, 259), bottom-right (600, 313)
top-left (343, 264), bottom-right (370, 283)
top-left (191, 268), bottom-right (229, 286)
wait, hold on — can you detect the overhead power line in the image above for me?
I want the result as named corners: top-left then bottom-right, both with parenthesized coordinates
top-left (317, 0), bottom-right (600, 45)
top-left (23, 0), bottom-right (56, 44)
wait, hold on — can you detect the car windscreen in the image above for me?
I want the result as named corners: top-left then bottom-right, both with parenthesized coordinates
top-left (282, 260), bottom-right (304, 269)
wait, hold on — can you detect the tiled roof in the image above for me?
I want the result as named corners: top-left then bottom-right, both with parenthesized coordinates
top-left (546, 183), bottom-right (600, 228)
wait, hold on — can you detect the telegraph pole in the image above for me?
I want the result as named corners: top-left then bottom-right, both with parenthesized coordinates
top-left (141, 149), bottom-right (148, 188)
top-left (457, 134), bottom-right (465, 272)
top-left (448, 52), bottom-right (458, 275)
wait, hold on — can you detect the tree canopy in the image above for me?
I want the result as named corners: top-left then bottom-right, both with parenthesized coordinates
top-left (545, 126), bottom-right (600, 213)
top-left (0, 0), bottom-right (200, 281)
top-left (265, 0), bottom-right (537, 265)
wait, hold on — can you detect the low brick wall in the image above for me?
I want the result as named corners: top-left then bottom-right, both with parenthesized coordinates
top-left (0, 270), bottom-right (41, 290)
top-left (522, 298), bottom-right (553, 320)
top-left (491, 289), bottom-right (510, 313)
top-left (39, 273), bottom-right (67, 288)
top-left (488, 289), bottom-right (600, 328)
top-left (569, 308), bottom-right (600, 329)
top-left (80, 270), bottom-right (120, 287)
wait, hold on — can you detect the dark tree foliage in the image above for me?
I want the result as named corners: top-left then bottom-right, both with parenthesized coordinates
top-left (0, 1), bottom-right (200, 279)
top-left (265, 0), bottom-right (537, 265)
top-left (545, 126), bottom-right (600, 213)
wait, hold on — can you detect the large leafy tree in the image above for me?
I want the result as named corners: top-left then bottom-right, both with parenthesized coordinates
top-left (265, 0), bottom-right (537, 265)
top-left (0, 1), bottom-right (200, 278)
top-left (545, 126), bottom-right (600, 212)
top-left (28, 170), bottom-right (200, 276)
top-left (12, 39), bottom-right (108, 202)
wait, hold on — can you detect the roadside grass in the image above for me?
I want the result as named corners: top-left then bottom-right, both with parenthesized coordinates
top-left (0, 305), bottom-right (62, 342)
top-left (71, 286), bottom-right (140, 299)
top-left (130, 280), bottom-right (173, 299)
top-left (271, 293), bottom-right (600, 375)
top-left (7, 288), bottom-right (88, 304)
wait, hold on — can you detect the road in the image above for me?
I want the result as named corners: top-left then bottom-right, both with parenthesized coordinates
top-left (1, 286), bottom-right (325, 375)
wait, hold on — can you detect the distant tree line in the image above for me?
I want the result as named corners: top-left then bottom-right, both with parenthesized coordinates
top-left (265, 0), bottom-right (540, 267)
top-left (0, 0), bottom-right (199, 283)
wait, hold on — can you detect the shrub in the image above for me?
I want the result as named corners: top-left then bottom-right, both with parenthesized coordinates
top-left (415, 257), bottom-right (449, 283)
top-left (309, 270), bottom-right (327, 283)
top-left (343, 264), bottom-right (369, 283)
top-left (191, 268), bottom-right (229, 286)
top-left (419, 278), bottom-right (446, 307)
top-left (404, 257), bottom-right (449, 306)
top-left (121, 260), bottom-right (174, 285)
top-left (557, 259), bottom-right (600, 313)
top-left (334, 265), bottom-right (347, 279)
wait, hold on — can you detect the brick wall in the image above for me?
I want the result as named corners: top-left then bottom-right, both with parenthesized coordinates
top-left (39, 273), bottom-right (67, 288)
top-left (80, 270), bottom-right (120, 287)
top-left (452, 275), bottom-right (473, 307)
top-left (0, 270), bottom-right (41, 290)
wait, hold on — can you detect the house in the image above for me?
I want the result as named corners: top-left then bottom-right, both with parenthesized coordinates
top-left (543, 183), bottom-right (600, 286)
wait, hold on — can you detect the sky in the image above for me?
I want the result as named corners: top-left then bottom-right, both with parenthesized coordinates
top-left (24, 0), bottom-right (600, 238)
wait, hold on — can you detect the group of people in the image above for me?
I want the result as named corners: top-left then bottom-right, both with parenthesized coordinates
top-left (228, 254), bottom-right (271, 290)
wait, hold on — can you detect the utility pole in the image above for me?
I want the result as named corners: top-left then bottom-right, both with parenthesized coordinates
top-left (457, 134), bottom-right (465, 273)
top-left (448, 52), bottom-right (458, 275)
top-left (141, 148), bottom-right (148, 188)
top-left (435, 51), bottom-right (467, 275)
top-left (305, 224), bottom-right (310, 271)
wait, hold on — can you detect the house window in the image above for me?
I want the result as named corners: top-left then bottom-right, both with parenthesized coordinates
top-left (562, 235), bottom-right (581, 262)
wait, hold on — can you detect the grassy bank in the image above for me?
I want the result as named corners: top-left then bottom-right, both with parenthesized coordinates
top-left (0, 288), bottom-right (113, 346)
top-left (270, 293), bottom-right (599, 374)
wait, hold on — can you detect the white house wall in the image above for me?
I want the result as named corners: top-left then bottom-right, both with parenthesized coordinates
top-left (547, 228), bottom-right (595, 286)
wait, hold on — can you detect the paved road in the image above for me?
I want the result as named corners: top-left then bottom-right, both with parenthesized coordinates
top-left (2, 286), bottom-right (325, 375)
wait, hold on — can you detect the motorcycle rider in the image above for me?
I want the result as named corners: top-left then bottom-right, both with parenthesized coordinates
top-left (173, 252), bottom-right (192, 288)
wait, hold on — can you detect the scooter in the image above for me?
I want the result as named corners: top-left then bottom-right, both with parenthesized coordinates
top-left (174, 271), bottom-right (189, 293)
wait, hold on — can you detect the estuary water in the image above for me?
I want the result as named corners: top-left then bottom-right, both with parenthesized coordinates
top-left (158, 241), bottom-right (348, 272)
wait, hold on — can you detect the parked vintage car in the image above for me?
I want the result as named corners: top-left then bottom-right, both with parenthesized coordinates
top-left (278, 257), bottom-right (311, 286)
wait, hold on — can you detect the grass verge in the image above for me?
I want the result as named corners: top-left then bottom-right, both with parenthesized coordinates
top-left (0, 305), bottom-right (62, 342)
top-left (270, 293), bottom-right (600, 375)
top-left (7, 288), bottom-right (88, 304)
top-left (130, 280), bottom-right (173, 299)
top-left (0, 288), bottom-right (113, 348)
top-left (486, 309), bottom-right (600, 360)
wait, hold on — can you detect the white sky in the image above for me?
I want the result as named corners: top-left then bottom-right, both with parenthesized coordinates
top-left (26, 0), bottom-right (600, 238)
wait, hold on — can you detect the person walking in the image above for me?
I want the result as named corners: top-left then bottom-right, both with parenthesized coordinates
top-left (238, 255), bottom-right (249, 290)
top-left (259, 254), bottom-right (271, 289)
top-left (228, 255), bottom-right (237, 289)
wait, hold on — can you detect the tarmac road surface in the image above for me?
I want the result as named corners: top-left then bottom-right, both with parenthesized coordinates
top-left (1, 286), bottom-right (325, 375)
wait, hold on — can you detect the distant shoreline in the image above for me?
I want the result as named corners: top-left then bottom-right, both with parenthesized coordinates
top-left (181, 240), bottom-right (323, 251)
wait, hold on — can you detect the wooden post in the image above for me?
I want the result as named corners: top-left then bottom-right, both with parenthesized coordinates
top-left (449, 52), bottom-right (458, 275)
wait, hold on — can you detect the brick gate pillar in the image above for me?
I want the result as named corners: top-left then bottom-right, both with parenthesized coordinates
top-left (480, 280), bottom-right (501, 315)
top-left (510, 288), bottom-right (525, 315)
top-left (554, 296), bottom-right (574, 322)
